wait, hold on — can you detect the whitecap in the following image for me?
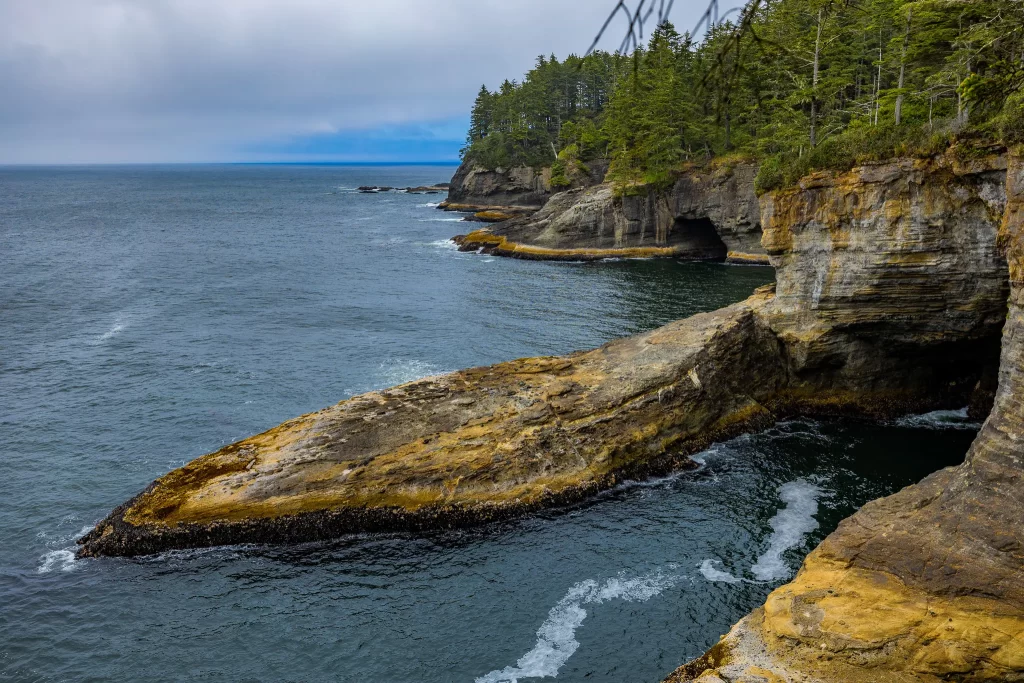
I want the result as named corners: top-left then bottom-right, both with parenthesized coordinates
top-left (418, 217), bottom-right (465, 222)
top-left (893, 407), bottom-right (979, 430)
top-left (96, 318), bottom-right (125, 342)
top-left (37, 525), bottom-right (92, 574)
top-left (420, 202), bottom-right (442, 208)
top-left (698, 559), bottom-right (742, 584)
top-left (429, 239), bottom-right (459, 251)
top-left (377, 359), bottom-right (449, 387)
top-left (475, 569), bottom-right (679, 683)
top-left (750, 480), bottom-right (820, 581)
top-left (38, 549), bottom-right (77, 573)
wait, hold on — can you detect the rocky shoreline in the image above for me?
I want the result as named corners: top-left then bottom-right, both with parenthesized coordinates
top-left (78, 148), bottom-right (1024, 681)
top-left (442, 161), bottom-right (770, 264)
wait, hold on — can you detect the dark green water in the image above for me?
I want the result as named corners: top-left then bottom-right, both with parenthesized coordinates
top-left (0, 165), bottom-right (977, 682)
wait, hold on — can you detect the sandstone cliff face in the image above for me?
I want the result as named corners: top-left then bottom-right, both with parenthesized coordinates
top-left (667, 152), bottom-right (1021, 683)
top-left (454, 163), bottom-right (768, 262)
top-left (764, 154), bottom-right (1009, 407)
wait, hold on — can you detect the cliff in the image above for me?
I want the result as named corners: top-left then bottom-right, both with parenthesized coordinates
top-left (440, 159), bottom-right (611, 213)
top-left (78, 150), bottom-right (1010, 567)
top-left (666, 151), bottom-right (1020, 683)
top-left (453, 163), bottom-right (769, 263)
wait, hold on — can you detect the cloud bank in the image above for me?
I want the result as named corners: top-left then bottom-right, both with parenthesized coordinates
top-left (0, 1), bottom-right (739, 163)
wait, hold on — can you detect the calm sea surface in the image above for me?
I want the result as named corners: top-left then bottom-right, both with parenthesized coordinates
top-left (0, 165), bottom-right (977, 682)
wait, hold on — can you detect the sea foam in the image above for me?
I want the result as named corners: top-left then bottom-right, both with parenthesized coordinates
top-left (893, 407), bottom-right (979, 430)
top-left (698, 479), bottom-right (821, 584)
top-left (749, 479), bottom-right (820, 581)
top-left (475, 569), bottom-right (679, 683)
top-left (698, 559), bottom-right (742, 584)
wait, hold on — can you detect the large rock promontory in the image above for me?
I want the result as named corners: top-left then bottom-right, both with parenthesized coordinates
top-left (79, 150), bottom-right (1010, 568)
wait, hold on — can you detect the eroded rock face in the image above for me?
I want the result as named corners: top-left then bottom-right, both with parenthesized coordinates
top-left (666, 153), bottom-right (1022, 683)
top-left (79, 292), bottom-right (787, 557)
top-left (453, 164), bottom-right (767, 262)
top-left (765, 154), bottom-right (1009, 406)
top-left (444, 161), bottom-right (552, 210)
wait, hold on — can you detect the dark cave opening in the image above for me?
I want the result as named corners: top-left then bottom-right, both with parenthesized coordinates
top-left (669, 216), bottom-right (728, 260)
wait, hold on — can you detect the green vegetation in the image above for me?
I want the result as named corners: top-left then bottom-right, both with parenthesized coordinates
top-left (462, 0), bottom-right (1024, 192)
top-left (463, 53), bottom-right (623, 168)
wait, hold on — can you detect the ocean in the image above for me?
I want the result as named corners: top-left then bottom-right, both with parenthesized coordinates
top-left (0, 164), bottom-right (976, 682)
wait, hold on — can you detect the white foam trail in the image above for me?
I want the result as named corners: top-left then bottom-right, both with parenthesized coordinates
top-left (37, 525), bottom-right (93, 573)
top-left (476, 569), bottom-right (679, 683)
top-left (894, 407), bottom-right (979, 430)
top-left (429, 239), bottom-right (458, 250)
top-left (418, 217), bottom-right (465, 222)
top-left (750, 480), bottom-right (820, 581)
top-left (420, 202), bottom-right (441, 207)
top-left (96, 315), bottom-right (126, 342)
top-left (38, 550), bottom-right (77, 573)
top-left (698, 559), bottom-right (742, 584)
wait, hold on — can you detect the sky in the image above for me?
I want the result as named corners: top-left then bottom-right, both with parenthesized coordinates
top-left (0, 0), bottom-right (740, 164)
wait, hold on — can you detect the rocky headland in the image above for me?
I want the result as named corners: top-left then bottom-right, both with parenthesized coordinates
top-left (78, 146), bottom-right (1024, 681)
top-left (451, 162), bottom-right (769, 264)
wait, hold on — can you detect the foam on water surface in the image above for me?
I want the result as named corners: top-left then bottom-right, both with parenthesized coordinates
top-left (475, 569), bottom-right (680, 683)
top-left (893, 407), bottom-right (979, 430)
top-left (750, 480), bottom-right (821, 581)
top-left (698, 559), bottom-right (742, 584)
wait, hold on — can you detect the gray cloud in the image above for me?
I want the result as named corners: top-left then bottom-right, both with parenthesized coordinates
top-left (0, 1), bottom-right (737, 163)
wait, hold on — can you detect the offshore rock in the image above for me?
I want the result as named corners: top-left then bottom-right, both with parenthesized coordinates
top-left (452, 164), bottom-right (768, 263)
top-left (667, 151), bottom-right (1019, 682)
top-left (78, 291), bottom-right (788, 557)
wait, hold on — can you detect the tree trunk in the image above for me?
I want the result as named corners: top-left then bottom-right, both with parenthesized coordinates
top-left (895, 9), bottom-right (912, 125)
top-left (810, 7), bottom-right (824, 148)
top-left (874, 45), bottom-right (882, 126)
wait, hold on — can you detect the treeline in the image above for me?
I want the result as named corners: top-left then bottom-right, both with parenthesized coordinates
top-left (462, 0), bottom-right (1024, 192)
top-left (464, 52), bottom-right (625, 171)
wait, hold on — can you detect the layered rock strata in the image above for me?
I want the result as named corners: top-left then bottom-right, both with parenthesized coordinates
top-left (443, 159), bottom-right (611, 212)
top-left (79, 152), bottom-right (1009, 562)
top-left (453, 164), bottom-right (768, 263)
top-left (78, 291), bottom-right (786, 557)
top-left (667, 152), bottom-right (1020, 683)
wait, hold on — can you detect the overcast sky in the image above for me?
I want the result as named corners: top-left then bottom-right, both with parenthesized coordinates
top-left (0, 0), bottom-right (739, 164)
